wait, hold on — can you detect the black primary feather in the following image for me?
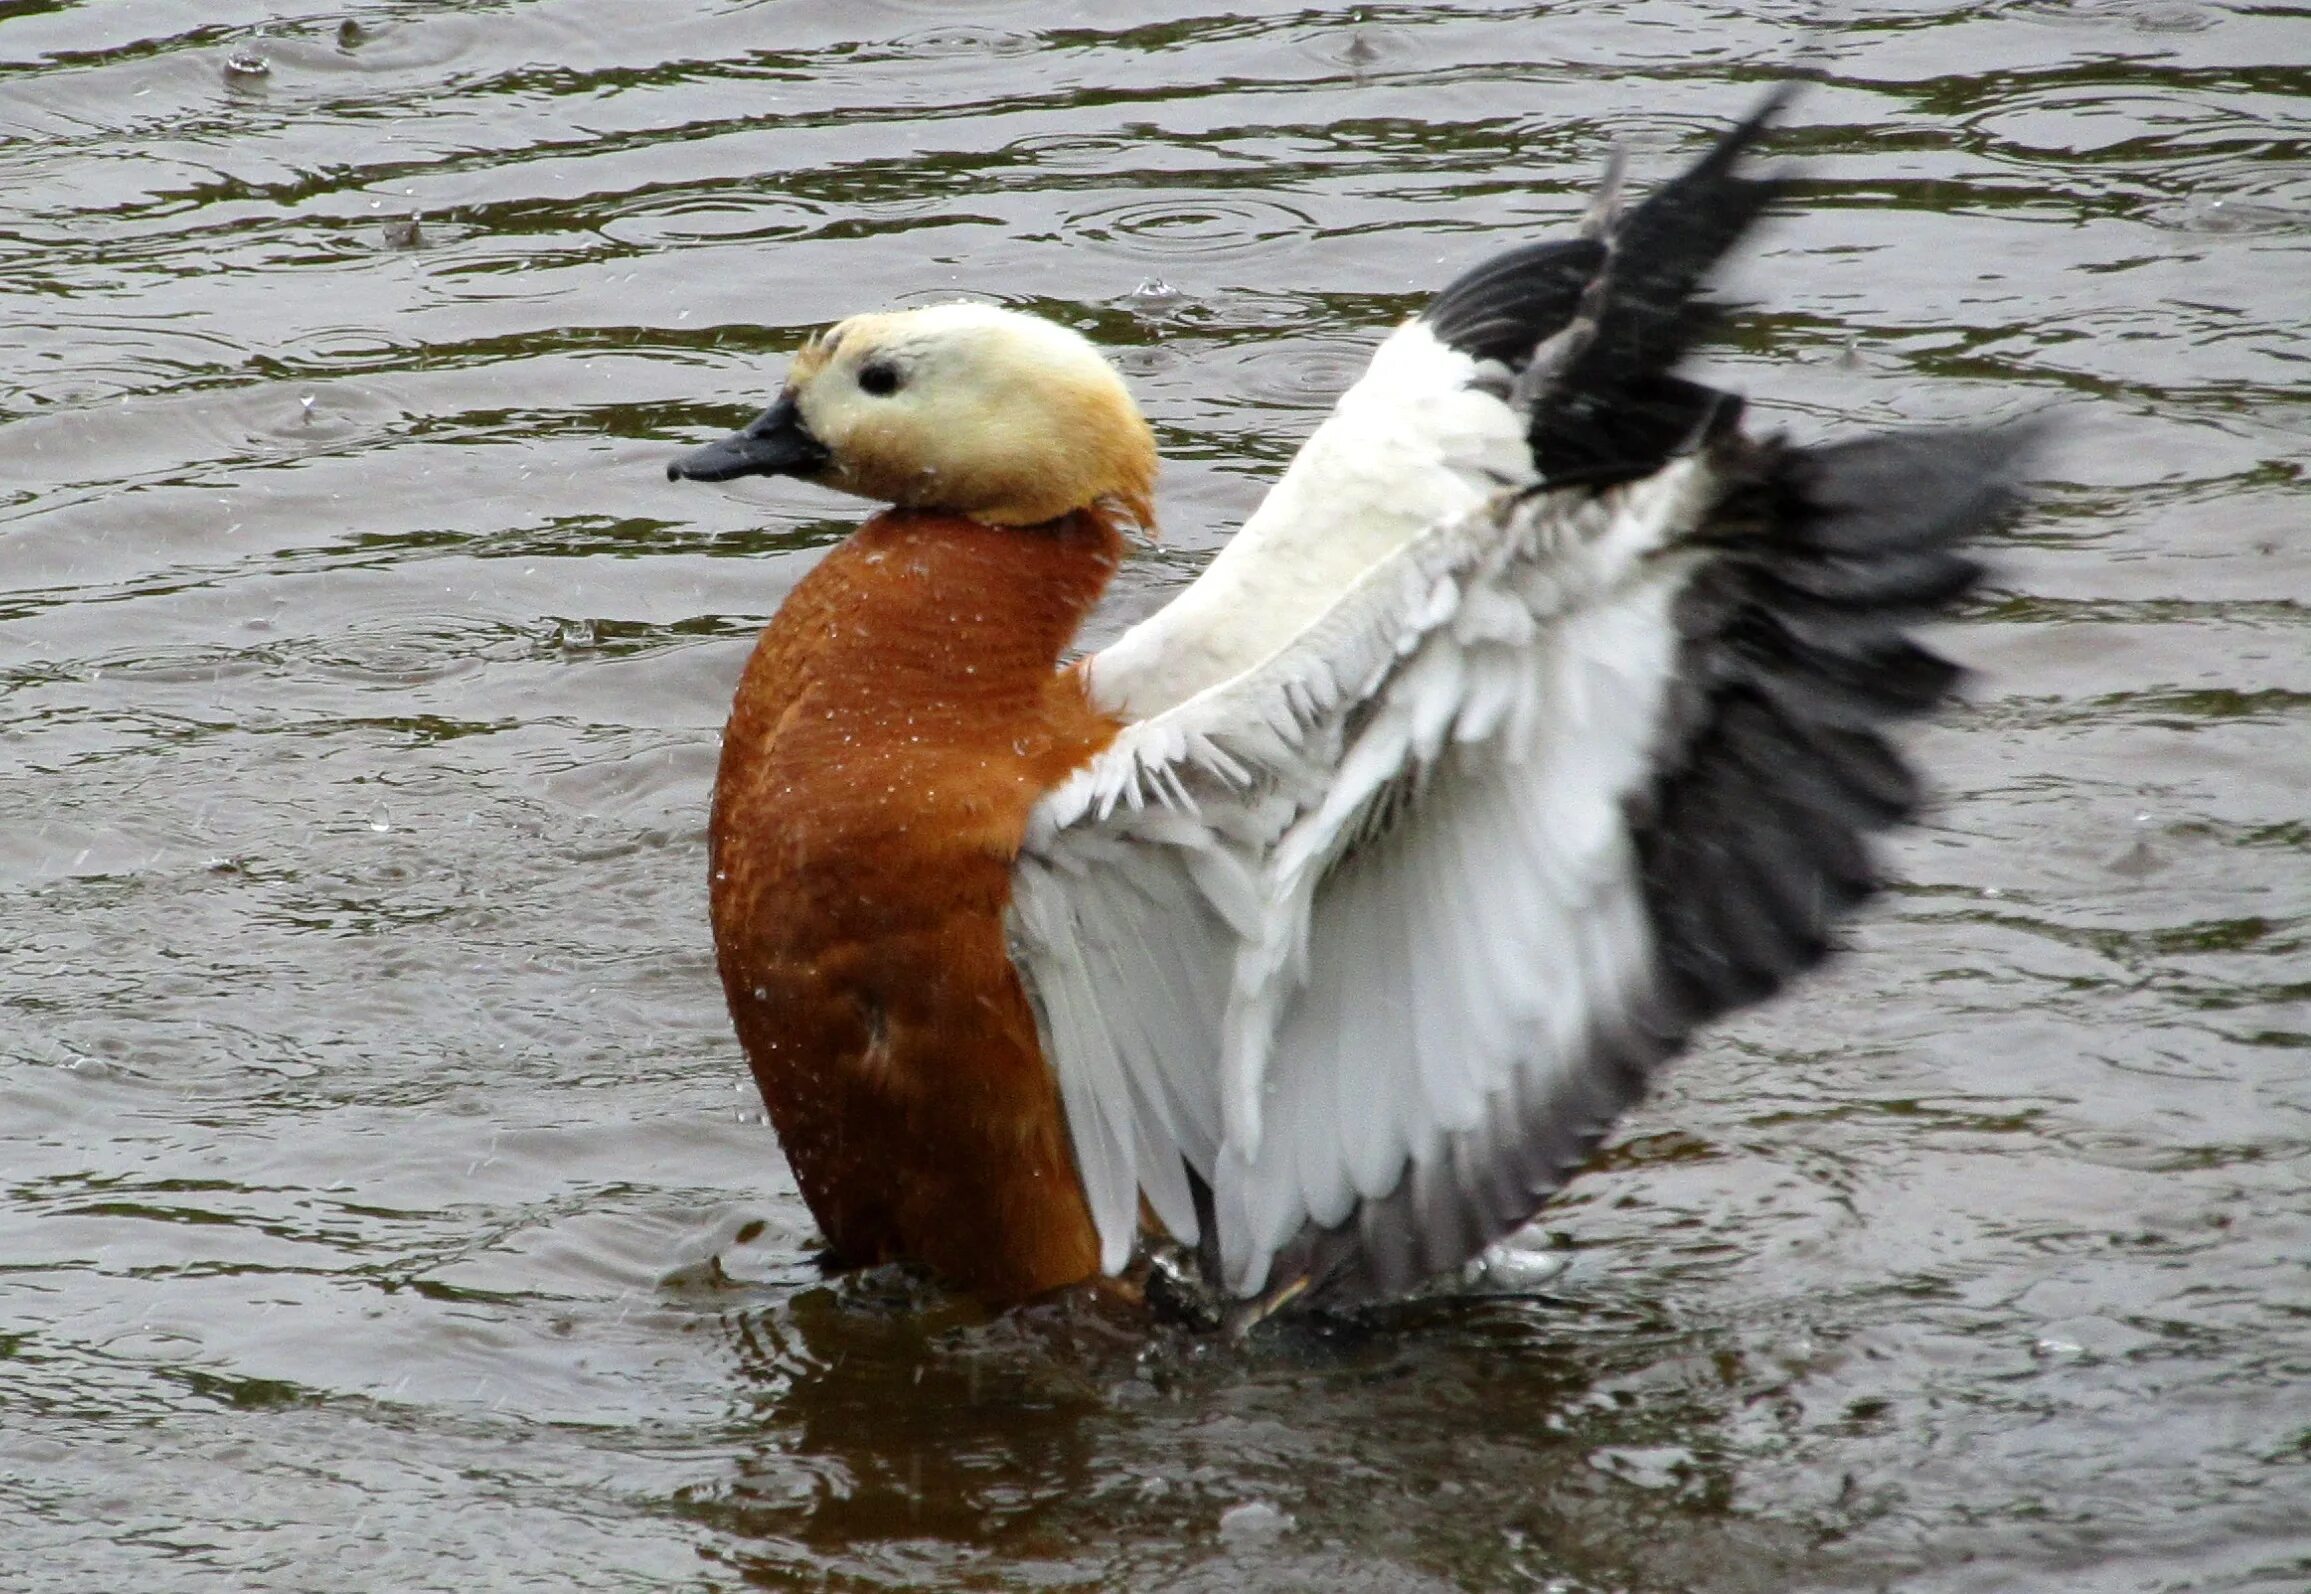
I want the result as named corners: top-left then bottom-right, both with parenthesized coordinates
top-left (1525, 88), bottom-right (1793, 484)
top-left (1628, 422), bottom-right (2043, 1032)
top-left (1420, 238), bottom-right (1605, 370)
top-left (1417, 89), bottom-right (1795, 489)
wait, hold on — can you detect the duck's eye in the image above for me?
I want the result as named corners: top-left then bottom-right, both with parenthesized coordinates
top-left (857, 360), bottom-right (903, 398)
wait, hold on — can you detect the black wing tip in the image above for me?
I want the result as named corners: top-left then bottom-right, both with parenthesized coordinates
top-left (1418, 89), bottom-right (1801, 371)
top-left (1716, 81), bottom-right (1803, 164)
top-left (1623, 411), bottom-right (2044, 1043)
top-left (1792, 416), bottom-right (2052, 558)
top-left (1519, 93), bottom-right (1806, 486)
top-left (1808, 412), bottom-right (2053, 480)
top-left (1631, 84), bottom-right (1799, 227)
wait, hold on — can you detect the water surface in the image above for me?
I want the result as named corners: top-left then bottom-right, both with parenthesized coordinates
top-left (3, 2), bottom-right (2308, 1589)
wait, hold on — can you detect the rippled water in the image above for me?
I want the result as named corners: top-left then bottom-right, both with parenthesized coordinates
top-left (4, 3), bottom-right (2308, 1590)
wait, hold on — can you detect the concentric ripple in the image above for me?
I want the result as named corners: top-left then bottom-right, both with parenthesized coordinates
top-left (1068, 195), bottom-right (1320, 262)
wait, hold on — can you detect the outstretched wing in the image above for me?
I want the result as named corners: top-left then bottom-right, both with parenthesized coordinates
top-left (1011, 92), bottom-right (2038, 1306)
top-left (1016, 419), bottom-right (2033, 1304)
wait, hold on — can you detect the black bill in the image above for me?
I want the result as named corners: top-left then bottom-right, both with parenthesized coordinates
top-left (666, 393), bottom-right (831, 483)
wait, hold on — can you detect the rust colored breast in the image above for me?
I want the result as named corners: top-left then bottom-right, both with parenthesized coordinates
top-left (708, 508), bottom-right (1125, 1303)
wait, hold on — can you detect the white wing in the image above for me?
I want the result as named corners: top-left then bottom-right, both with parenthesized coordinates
top-left (1014, 421), bottom-right (2033, 1305)
top-left (1010, 94), bottom-right (2036, 1306)
top-left (1084, 317), bottom-right (1533, 721)
top-left (1012, 452), bottom-right (1717, 1300)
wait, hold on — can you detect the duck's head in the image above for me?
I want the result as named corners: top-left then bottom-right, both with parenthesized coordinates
top-left (667, 302), bottom-right (1157, 532)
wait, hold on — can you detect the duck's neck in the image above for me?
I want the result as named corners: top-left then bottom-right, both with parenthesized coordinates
top-left (714, 507), bottom-right (1128, 869)
top-left (729, 506), bottom-right (1122, 734)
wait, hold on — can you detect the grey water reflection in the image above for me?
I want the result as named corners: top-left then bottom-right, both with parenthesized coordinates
top-left (3, 2), bottom-right (2308, 1591)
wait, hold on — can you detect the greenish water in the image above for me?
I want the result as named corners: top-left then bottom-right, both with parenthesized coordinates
top-left (3, 3), bottom-right (2307, 1589)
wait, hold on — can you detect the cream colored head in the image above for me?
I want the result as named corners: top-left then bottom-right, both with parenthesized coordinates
top-left (778, 302), bottom-right (1158, 530)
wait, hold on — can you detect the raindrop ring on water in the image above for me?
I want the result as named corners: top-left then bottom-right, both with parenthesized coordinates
top-left (1069, 196), bottom-right (1319, 262)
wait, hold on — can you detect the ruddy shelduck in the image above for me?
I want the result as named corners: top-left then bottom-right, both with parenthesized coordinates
top-left (666, 93), bottom-right (2034, 1319)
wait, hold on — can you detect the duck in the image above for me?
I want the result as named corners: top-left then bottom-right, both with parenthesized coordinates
top-left (664, 92), bottom-right (2036, 1319)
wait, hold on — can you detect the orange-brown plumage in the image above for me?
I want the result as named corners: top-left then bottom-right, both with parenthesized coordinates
top-left (707, 507), bottom-right (1127, 1303)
